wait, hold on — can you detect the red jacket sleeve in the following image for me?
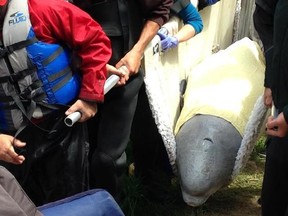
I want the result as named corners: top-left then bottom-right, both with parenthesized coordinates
top-left (28, 0), bottom-right (112, 102)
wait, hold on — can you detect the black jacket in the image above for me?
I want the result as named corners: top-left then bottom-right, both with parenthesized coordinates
top-left (254, 0), bottom-right (288, 118)
top-left (255, 0), bottom-right (278, 14)
top-left (270, 0), bottom-right (288, 115)
top-left (254, 0), bottom-right (278, 89)
top-left (73, 0), bottom-right (172, 65)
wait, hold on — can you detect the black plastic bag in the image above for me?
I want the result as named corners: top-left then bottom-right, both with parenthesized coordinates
top-left (0, 112), bottom-right (90, 206)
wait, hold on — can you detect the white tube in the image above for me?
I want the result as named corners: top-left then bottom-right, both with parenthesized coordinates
top-left (64, 111), bottom-right (81, 127)
top-left (65, 67), bottom-right (125, 127)
top-left (104, 74), bottom-right (120, 94)
top-left (103, 65), bottom-right (127, 94)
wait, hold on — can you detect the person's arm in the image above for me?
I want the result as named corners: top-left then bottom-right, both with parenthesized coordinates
top-left (253, 4), bottom-right (274, 108)
top-left (175, 3), bottom-right (203, 43)
top-left (29, 0), bottom-right (111, 102)
top-left (116, 20), bottom-right (160, 78)
top-left (0, 135), bottom-right (25, 164)
top-left (266, 111), bottom-right (288, 137)
top-left (29, 0), bottom-right (112, 121)
top-left (115, 0), bottom-right (173, 79)
top-left (158, 2), bottom-right (203, 52)
top-left (140, 0), bottom-right (173, 27)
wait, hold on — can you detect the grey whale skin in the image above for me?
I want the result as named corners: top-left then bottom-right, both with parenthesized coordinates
top-left (176, 114), bottom-right (242, 206)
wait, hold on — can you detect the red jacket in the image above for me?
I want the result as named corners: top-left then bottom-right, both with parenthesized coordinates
top-left (28, 0), bottom-right (112, 102)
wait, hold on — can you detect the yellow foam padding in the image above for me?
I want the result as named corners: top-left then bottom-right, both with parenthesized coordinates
top-left (175, 37), bottom-right (265, 136)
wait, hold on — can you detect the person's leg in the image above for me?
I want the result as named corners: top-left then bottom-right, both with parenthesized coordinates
top-left (0, 166), bottom-right (43, 216)
top-left (130, 84), bottom-right (172, 184)
top-left (261, 136), bottom-right (288, 216)
top-left (88, 72), bottom-right (144, 199)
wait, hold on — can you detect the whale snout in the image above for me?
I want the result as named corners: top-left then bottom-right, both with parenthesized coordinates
top-left (176, 114), bottom-right (242, 206)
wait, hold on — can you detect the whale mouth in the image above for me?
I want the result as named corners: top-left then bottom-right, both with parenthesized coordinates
top-left (181, 190), bottom-right (211, 207)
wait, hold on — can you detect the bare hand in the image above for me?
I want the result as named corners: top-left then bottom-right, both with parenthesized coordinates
top-left (0, 134), bottom-right (25, 164)
top-left (106, 64), bottom-right (128, 86)
top-left (264, 88), bottom-right (273, 108)
top-left (116, 47), bottom-right (143, 79)
top-left (266, 112), bottom-right (288, 137)
top-left (65, 99), bottom-right (97, 122)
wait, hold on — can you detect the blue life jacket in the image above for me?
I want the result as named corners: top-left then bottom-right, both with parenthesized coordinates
top-left (0, 0), bottom-right (80, 132)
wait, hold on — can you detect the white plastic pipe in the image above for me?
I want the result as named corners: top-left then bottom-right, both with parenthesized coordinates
top-left (104, 74), bottom-right (120, 94)
top-left (64, 111), bottom-right (82, 127)
top-left (64, 68), bottom-right (123, 127)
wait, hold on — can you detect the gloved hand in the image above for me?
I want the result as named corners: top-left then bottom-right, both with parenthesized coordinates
top-left (157, 30), bottom-right (179, 52)
top-left (158, 27), bottom-right (169, 36)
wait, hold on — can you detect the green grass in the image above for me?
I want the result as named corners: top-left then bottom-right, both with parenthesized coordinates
top-left (120, 137), bottom-right (266, 216)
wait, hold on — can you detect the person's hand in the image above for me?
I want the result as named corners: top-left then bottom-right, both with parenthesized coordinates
top-left (65, 99), bottom-right (97, 122)
top-left (0, 134), bottom-right (25, 164)
top-left (106, 64), bottom-right (129, 86)
top-left (158, 27), bottom-right (169, 36)
top-left (116, 48), bottom-right (143, 79)
top-left (157, 31), bottom-right (179, 52)
top-left (266, 112), bottom-right (288, 137)
top-left (264, 87), bottom-right (273, 108)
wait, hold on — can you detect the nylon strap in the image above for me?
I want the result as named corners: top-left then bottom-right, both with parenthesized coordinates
top-left (0, 37), bottom-right (38, 58)
top-left (0, 67), bottom-right (37, 84)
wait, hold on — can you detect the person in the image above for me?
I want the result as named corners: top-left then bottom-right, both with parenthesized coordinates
top-left (198, 0), bottom-right (220, 11)
top-left (0, 0), bottom-right (112, 206)
top-left (130, 0), bottom-right (203, 183)
top-left (157, 0), bottom-right (203, 52)
top-left (0, 135), bottom-right (124, 216)
top-left (0, 134), bottom-right (42, 215)
top-left (0, 134), bottom-right (26, 165)
top-left (253, 0), bottom-right (278, 208)
top-left (0, 165), bottom-right (43, 216)
top-left (253, 0), bottom-right (277, 109)
top-left (72, 0), bottom-right (173, 201)
top-left (253, 0), bottom-right (288, 215)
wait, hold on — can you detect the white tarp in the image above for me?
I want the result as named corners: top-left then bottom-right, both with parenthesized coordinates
top-left (143, 0), bottom-right (241, 173)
